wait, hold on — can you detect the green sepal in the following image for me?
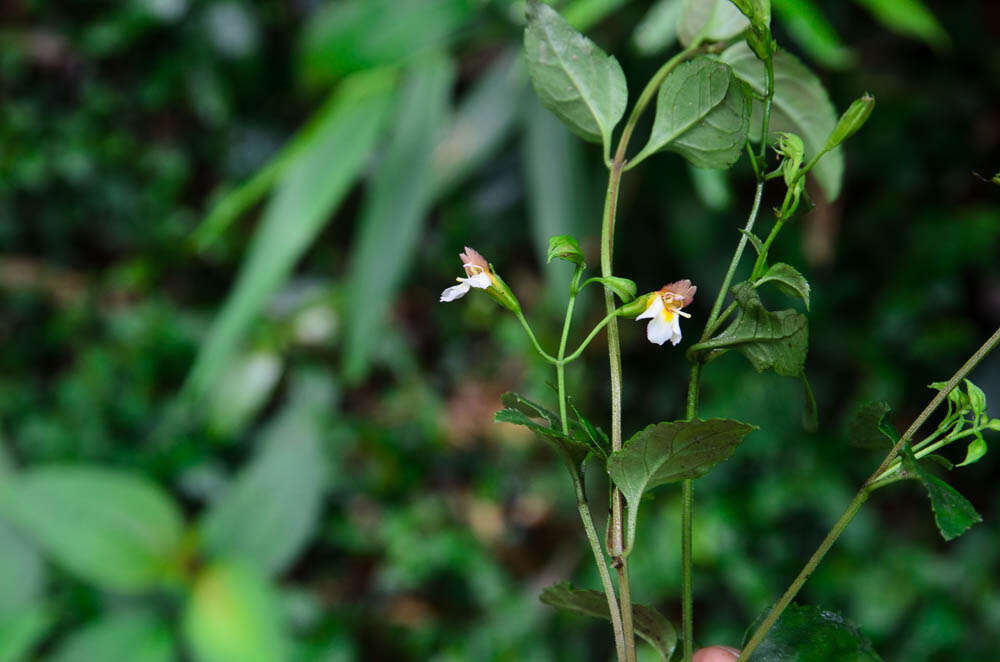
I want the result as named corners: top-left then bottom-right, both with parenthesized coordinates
top-left (616, 292), bottom-right (653, 317)
top-left (901, 443), bottom-right (982, 541)
top-left (743, 603), bottom-right (883, 661)
top-left (485, 270), bottom-right (521, 314)
top-left (547, 234), bottom-right (585, 267)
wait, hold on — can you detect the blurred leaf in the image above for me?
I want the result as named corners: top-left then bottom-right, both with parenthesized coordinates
top-left (342, 56), bottom-right (454, 382)
top-left (720, 43), bottom-right (843, 201)
top-left (801, 372), bottom-right (818, 432)
top-left (852, 0), bottom-right (949, 49)
top-left (182, 70), bottom-right (396, 403)
top-left (607, 418), bottom-right (755, 551)
top-left (635, 57), bottom-right (749, 169)
top-left (523, 0), bottom-right (628, 148)
top-left (755, 262), bottom-right (810, 310)
top-left (0, 520), bottom-right (46, 615)
top-left (0, 432), bottom-right (11, 476)
top-left (772, 0), bottom-right (856, 69)
top-left (298, 0), bottom-right (474, 85)
top-left (46, 612), bottom-right (174, 662)
top-left (200, 374), bottom-right (330, 575)
top-left (631, 0), bottom-right (683, 55)
top-left (849, 401), bottom-right (897, 449)
top-left (956, 433), bottom-right (987, 468)
top-left (585, 276), bottom-right (637, 302)
top-left (183, 562), bottom-right (288, 662)
top-left (0, 466), bottom-right (184, 592)
top-left (743, 603), bottom-right (883, 661)
top-left (547, 234), bottom-right (586, 266)
top-left (678, 0), bottom-right (750, 46)
top-left (207, 351), bottom-right (283, 438)
top-left (688, 164), bottom-right (731, 210)
top-left (540, 582), bottom-right (677, 660)
top-left (692, 281), bottom-right (808, 377)
top-left (524, 97), bottom-right (588, 270)
top-left (901, 446), bottom-right (981, 541)
top-left (0, 604), bottom-right (53, 662)
top-left (432, 50), bottom-right (527, 196)
top-left (563, 0), bottom-right (628, 31)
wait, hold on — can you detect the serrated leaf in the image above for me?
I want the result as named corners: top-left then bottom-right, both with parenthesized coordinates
top-left (607, 418), bottom-right (755, 552)
top-left (743, 603), bottom-right (883, 661)
top-left (678, 0), bottom-right (750, 46)
top-left (756, 262), bottom-right (810, 310)
top-left (693, 281), bottom-right (808, 377)
top-left (547, 234), bottom-right (586, 266)
top-left (902, 446), bottom-right (981, 541)
top-left (541, 582), bottom-right (677, 660)
top-left (524, 0), bottom-right (628, 148)
top-left (849, 401), bottom-right (897, 449)
top-left (0, 466), bottom-right (184, 593)
top-left (635, 57), bottom-right (749, 169)
top-left (956, 433), bottom-right (987, 468)
top-left (47, 611), bottom-right (174, 662)
top-left (720, 43), bottom-right (843, 201)
top-left (569, 400), bottom-right (610, 459)
top-left (496, 393), bottom-right (591, 476)
top-left (585, 276), bottom-right (637, 302)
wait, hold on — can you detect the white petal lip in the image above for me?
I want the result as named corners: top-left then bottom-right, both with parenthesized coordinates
top-left (440, 282), bottom-right (471, 302)
top-left (635, 294), bottom-right (664, 321)
top-left (465, 272), bottom-right (492, 289)
top-left (645, 313), bottom-right (673, 345)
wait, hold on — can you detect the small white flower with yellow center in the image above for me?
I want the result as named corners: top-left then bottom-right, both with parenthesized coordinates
top-left (440, 247), bottom-right (495, 302)
top-left (635, 279), bottom-right (697, 346)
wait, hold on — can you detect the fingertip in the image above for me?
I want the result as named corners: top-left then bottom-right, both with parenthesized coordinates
top-left (692, 645), bottom-right (741, 662)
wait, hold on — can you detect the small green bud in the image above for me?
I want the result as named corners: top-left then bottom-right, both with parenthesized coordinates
top-left (745, 24), bottom-right (773, 61)
top-left (729, 0), bottom-right (771, 30)
top-left (547, 234), bottom-right (585, 267)
top-left (825, 93), bottom-right (875, 151)
top-left (775, 132), bottom-right (805, 187)
top-left (486, 271), bottom-right (521, 314)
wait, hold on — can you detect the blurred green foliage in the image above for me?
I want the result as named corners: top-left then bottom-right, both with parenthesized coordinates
top-left (1, 1), bottom-right (999, 661)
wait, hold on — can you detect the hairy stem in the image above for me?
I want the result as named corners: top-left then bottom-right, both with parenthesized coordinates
top-left (515, 310), bottom-right (558, 364)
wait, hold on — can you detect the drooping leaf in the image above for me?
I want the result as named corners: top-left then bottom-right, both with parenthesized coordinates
top-left (901, 446), bottom-right (982, 541)
top-left (46, 612), bottom-right (174, 662)
top-left (720, 43), bottom-right (843, 200)
top-left (183, 562), bottom-right (288, 662)
top-left (182, 70), bottom-right (396, 403)
top-left (523, 0), bottom-right (628, 148)
top-left (739, 228), bottom-right (765, 256)
top-left (569, 399), bottom-right (611, 459)
top-left (756, 262), bottom-right (810, 309)
top-left (342, 56), bottom-right (454, 382)
top-left (692, 281), bottom-right (808, 377)
top-left (743, 603), bottom-right (883, 661)
top-left (848, 401), bottom-right (898, 449)
top-left (852, 0), bottom-right (949, 49)
top-left (678, 0), bottom-right (750, 47)
top-left (634, 57), bottom-right (749, 169)
top-left (496, 393), bottom-right (592, 476)
top-left (956, 433), bottom-right (987, 468)
top-left (200, 374), bottom-right (330, 575)
top-left (0, 466), bottom-right (184, 593)
top-left (964, 379), bottom-right (987, 416)
top-left (547, 234), bottom-right (586, 266)
top-left (585, 276), bottom-right (637, 303)
top-left (0, 520), bottom-right (46, 616)
top-left (0, 604), bottom-right (53, 662)
top-left (607, 418), bottom-right (756, 551)
top-left (772, 0), bottom-right (856, 69)
top-left (541, 582), bottom-right (677, 660)
top-left (688, 164), bottom-right (732, 210)
top-left (631, 0), bottom-right (683, 56)
top-left (298, 0), bottom-right (474, 85)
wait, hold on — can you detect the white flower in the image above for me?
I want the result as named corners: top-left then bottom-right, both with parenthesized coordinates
top-left (440, 247), bottom-right (495, 302)
top-left (635, 280), bottom-right (696, 346)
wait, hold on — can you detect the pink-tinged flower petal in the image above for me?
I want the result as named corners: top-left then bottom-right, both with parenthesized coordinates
top-left (662, 279), bottom-right (697, 307)
top-left (459, 247), bottom-right (490, 277)
top-left (465, 272), bottom-right (492, 289)
top-left (440, 282), bottom-right (471, 302)
top-left (636, 294), bottom-right (664, 321)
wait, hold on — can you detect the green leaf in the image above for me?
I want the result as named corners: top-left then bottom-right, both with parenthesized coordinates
top-left (678, 0), bottom-right (750, 46)
top-left (183, 562), bottom-right (288, 662)
top-left (207, 351), bottom-right (283, 438)
top-left (635, 57), bottom-right (749, 169)
top-left (607, 418), bottom-right (755, 552)
top-left (0, 604), bottom-right (53, 662)
top-left (495, 393), bottom-right (591, 476)
top-left (728, 0), bottom-right (772, 28)
top-left (298, 0), bottom-right (474, 85)
top-left (200, 375), bottom-right (329, 576)
top-left (46, 612), bottom-right (174, 662)
top-left (523, 0), bottom-right (628, 148)
top-left (720, 43), bottom-right (843, 201)
top-left (584, 276), bottom-right (637, 303)
top-left (0, 520), bottom-right (46, 616)
top-left (631, 0), bottom-right (683, 56)
top-left (902, 446), bottom-right (982, 541)
top-left (540, 582), bottom-right (677, 660)
top-left (852, 0), bottom-right (949, 49)
top-left (739, 228), bottom-right (765, 256)
top-left (181, 70), bottom-right (396, 402)
top-left (772, 0), bottom-right (856, 69)
top-left (849, 401), bottom-right (898, 449)
top-left (743, 603), bottom-right (883, 661)
top-left (956, 433), bottom-right (987, 468)
top-left (0, 466), bottom-right (184, 593)
top-left (342, 56), bottom-right (455, 383)
top-left (569, 400), bottom-right (611, 459)
top-left (562, 0), bottom-right (629, 31)
top-left (547, 234), bottom-right (586, 266)
top-left (689, 164), bottom-right (732, 210)
top-left (693, 281), bottom-right (808, 377)
top-left (964, 379), bottom-right (987, 416)
top-left (928, 380), bottom-right (969, 410)
top-left (756, 262), bottom-right (810, 310)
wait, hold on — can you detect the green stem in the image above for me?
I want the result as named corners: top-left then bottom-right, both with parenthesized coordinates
top-left (737, 325), bottom-right (1000, 662)
top-left (874, 424), bottom-right (987, 483)
top-left (515, 311), bottom-right (558, 364)
top-left (757, 55), bottom-right (775, 163)
top-left (680, 363), bottom-right (701, 662)
top-left (563, 309), bottom-right (620, 363)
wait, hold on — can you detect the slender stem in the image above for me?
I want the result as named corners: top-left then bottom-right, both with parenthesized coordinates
top-left (737, 325), bottom-right (1000, 662)
top-left (515, 311), bottom-right (558, 364)
top-left (679, 363), bottom-right (701, 662)
top-left (874, 424), bottom-right (986, 483)
top-left (757, 56), bottom-right (775, 163)
top-left (563, 309), bottom-right (618, 363)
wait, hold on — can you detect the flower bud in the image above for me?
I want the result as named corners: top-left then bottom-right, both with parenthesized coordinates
top-left (616, 293), bottom-right (654, 318)
top-left (486, 271), bottom-right (521, 314)
top-left (825, 93), bottom-right (874, 151)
